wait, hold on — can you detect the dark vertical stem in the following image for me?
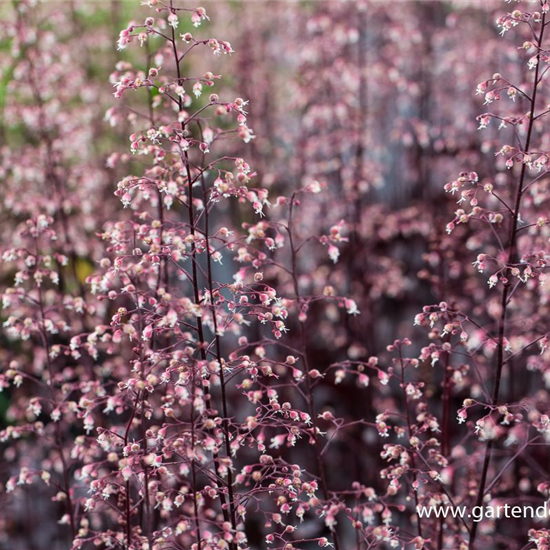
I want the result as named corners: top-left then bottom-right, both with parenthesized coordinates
top-left (468, 14), bottom-right (546, 550)
top-left (167, 4), bottom-right (234, 546)
top-left (123, 391), bottom-right (140, 548)
top-left (34, 244), bottom-right (76, 540)
top-left (134, 290), bottom-right (153, 548)
top-left (198, 142), bottom-right (238, 536)
top-left (190, 368), bottom-right (203, 547)
top-left (398, 350), bottom-right (423, 538)
top-left (441, 338), bottom-right (452, 459)
top-left (286, 195), bottom-right (341, 550)
top-left (167, 13), bottom-right (209, 548)
top-left (125, 479), bottom-right (132, 547)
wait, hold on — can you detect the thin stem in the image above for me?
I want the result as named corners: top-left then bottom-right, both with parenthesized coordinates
top-left (398, 349), bottom-right (423, 538)
top-left (167, 5), bottom-right (234, 546)
top-left (198, 125), bottom-right (238, 536)
top-left (286, 194), bottom-right (341, 550)
top-left (34, 250), bottom-right (77, 540)
top-left (468, 13), bottom-right (546, 549)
